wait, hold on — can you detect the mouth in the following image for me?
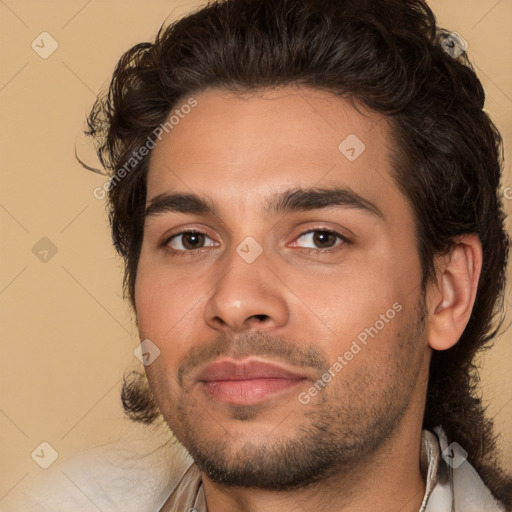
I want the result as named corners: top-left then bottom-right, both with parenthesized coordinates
top-left (194, 358), bottom-right (309, 406)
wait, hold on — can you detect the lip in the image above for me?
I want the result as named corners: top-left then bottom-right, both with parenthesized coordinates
top-left (195, 358), bottom-right (308, 405)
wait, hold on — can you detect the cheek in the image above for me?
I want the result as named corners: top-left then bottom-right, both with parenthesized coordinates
top-left (134, 259), bottom-right (201, 348)
top-left (298, 262), bottom-right (404, 332)
top-left (135, 272), bottom-right (192, 399)
top-left (326, 301), bottom-right (424, 394)
top-left (296, 257), bottom-right (419, 367)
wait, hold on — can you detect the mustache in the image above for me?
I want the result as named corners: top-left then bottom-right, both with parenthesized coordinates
top-left (177, 330), bottom-right (330, 386)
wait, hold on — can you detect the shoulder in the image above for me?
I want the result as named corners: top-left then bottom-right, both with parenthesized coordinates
top-left (1, 429), bottom-right (193, 512)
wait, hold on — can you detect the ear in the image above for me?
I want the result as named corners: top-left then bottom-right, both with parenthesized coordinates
top-left (426, 235), bottom-right (482, 351)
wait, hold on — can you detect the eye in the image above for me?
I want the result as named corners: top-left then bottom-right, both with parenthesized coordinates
top-left (293, 229), bottom-right (347, 250)
top-left (165, 231), bottom-right (217, 251)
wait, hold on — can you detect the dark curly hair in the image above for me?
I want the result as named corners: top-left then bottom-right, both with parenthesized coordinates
top-left (84, 0), bottom-right (511, 505)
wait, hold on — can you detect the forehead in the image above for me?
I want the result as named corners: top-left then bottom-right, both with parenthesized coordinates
top-left (146, 86), bottom-right (401, 214)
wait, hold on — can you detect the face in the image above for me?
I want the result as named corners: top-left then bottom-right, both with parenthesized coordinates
top-left (135, 86), bottom-right (430, 489)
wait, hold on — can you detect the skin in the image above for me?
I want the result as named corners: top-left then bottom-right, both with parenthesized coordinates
top-left (135, 86), bottom-right (482, 512)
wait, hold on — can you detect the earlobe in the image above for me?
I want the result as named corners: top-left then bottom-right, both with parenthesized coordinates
top-left (427, 235), bottom-right (482, 351)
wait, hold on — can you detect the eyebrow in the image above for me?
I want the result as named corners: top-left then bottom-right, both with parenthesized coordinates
top-left (144, 186), bottom-right (383, 219)
top-left (145, 192), bottom-right (217, 218)
top-left (266, 186), bottom-right (384, 218)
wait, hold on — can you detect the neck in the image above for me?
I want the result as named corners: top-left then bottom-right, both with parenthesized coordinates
top-left (201, 422), bottom-right (427, 512)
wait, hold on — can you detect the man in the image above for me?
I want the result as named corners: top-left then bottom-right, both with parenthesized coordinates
top-left (10, 0), bottom-right (511, 510)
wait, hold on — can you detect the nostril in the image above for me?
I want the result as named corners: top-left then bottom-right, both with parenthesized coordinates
top-left (250, 314), bottom-right (269, 322)
top-left (213, 316), bottom-right (228, 327)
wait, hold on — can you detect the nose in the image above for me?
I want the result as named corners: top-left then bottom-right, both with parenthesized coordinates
top-left (203, 248), bottom-right (289, 333)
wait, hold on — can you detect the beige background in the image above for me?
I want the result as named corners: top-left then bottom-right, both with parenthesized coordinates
top-left (1, 0), bottom-right (511, 503)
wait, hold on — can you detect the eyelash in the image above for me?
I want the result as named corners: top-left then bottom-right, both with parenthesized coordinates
top-left (161, 228), bottom-right (350, 256)
top-left (290, 228), bottom-right (350, 253)
top-left (162, 230), bottom-right (217, 256)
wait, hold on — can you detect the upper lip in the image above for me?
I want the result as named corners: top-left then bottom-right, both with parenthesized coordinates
top-left (195, 358), bottom-right (308, 382)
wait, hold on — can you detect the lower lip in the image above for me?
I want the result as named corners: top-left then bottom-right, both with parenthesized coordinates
top-left (200, 378), bottom-right (305, 405)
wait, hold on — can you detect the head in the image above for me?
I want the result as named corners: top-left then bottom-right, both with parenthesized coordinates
top-left (85, 0), bottom-right (510, 504)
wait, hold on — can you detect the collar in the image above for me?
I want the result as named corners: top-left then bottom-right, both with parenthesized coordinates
top-left (419, 429), bottom-right (441, 511)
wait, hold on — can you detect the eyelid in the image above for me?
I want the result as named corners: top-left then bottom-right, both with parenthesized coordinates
top-left (289, 227), bottom-right (350, 250)
top-left (161, 228), bottom-right (219, 252)
top-left (159, 222), bottom-right (218, 243)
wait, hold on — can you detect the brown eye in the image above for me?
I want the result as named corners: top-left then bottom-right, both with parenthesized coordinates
top-left (294, 230), bottom-right (346, 249)
top-left (182, 232), bottom-right (205, 249)
top-left (312, 231), bottom-right (338, 248)
top-left (167, 231), bottom-right (214, 251)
